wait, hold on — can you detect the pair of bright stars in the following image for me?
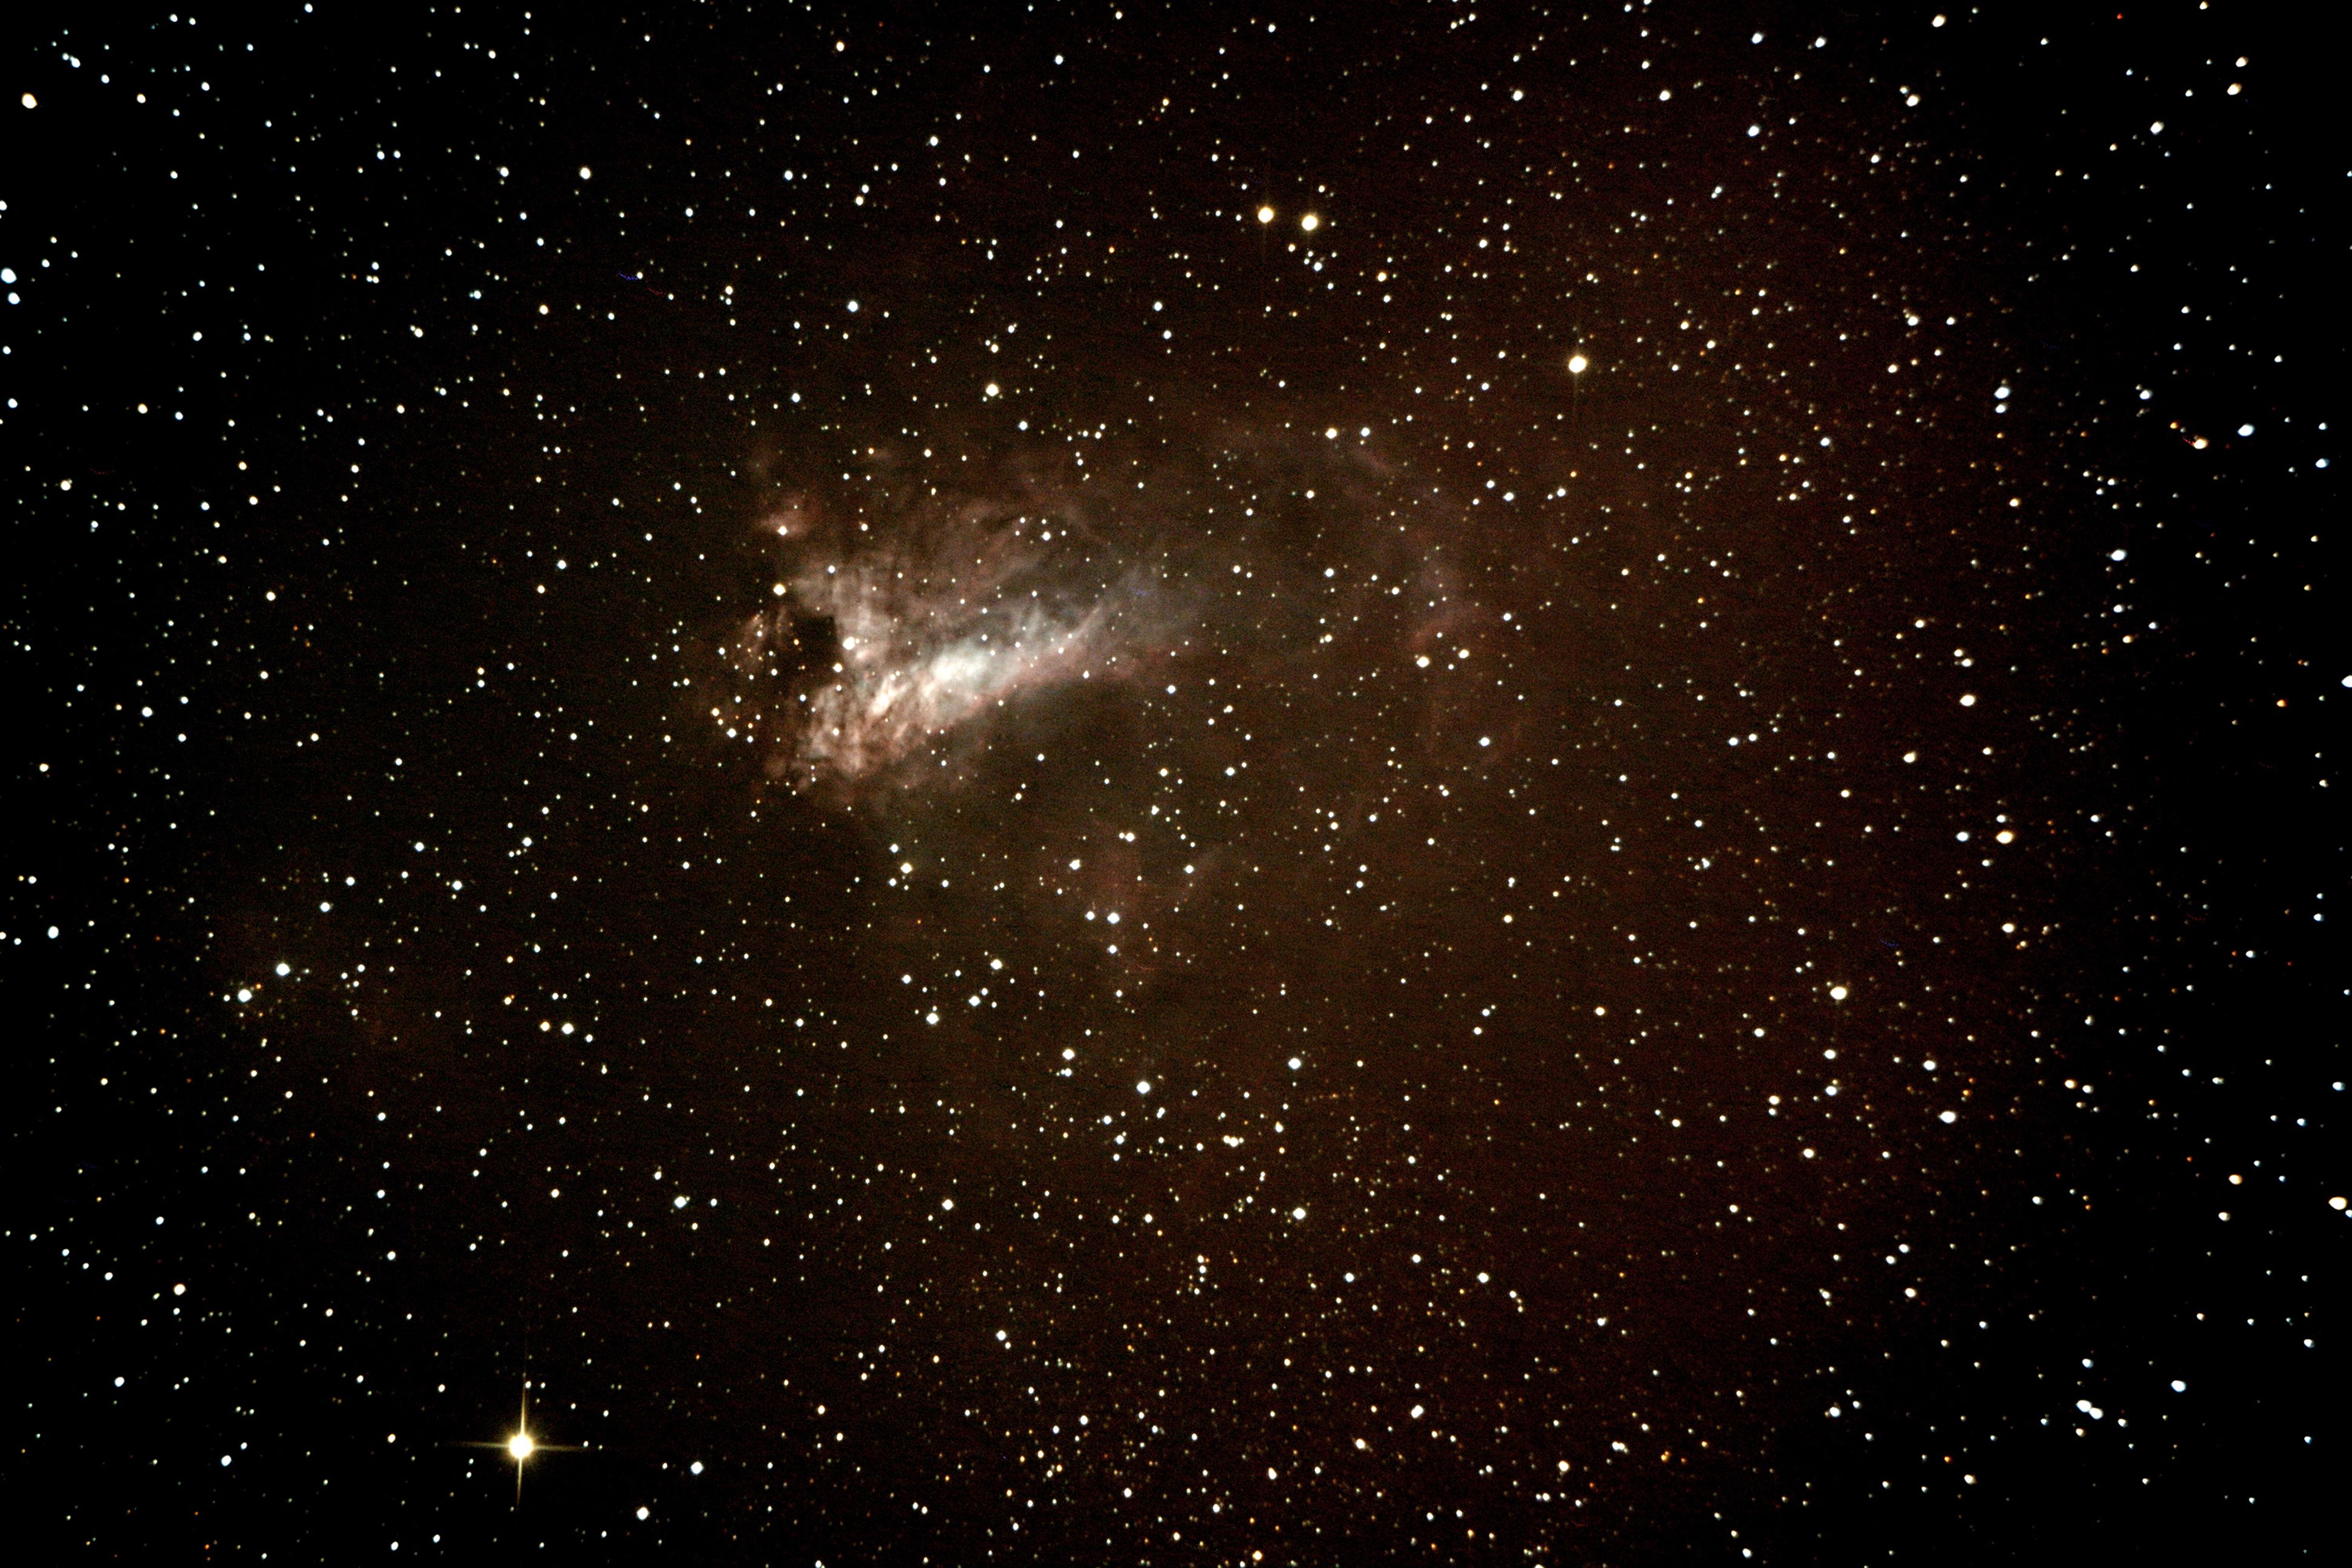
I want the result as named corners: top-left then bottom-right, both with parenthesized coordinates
top-left (1255, 203), bottom-right (1321, 232)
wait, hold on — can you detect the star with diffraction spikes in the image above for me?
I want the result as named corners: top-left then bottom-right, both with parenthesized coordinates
top-left (457, 1380), bottom-right (581, 1504)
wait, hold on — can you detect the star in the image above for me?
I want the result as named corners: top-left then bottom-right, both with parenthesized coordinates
top-left (461, 1382), bottom-right (580, 1504)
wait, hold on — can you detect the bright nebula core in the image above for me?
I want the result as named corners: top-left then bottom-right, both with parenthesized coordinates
top-left (14, 5), bottom-right (2331, 1563)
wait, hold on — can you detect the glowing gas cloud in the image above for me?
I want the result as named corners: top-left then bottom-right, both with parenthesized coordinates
top-left (722, 461), bottom-right (1178, 794)
top-left (712, 420), bottom-right (1520, 811)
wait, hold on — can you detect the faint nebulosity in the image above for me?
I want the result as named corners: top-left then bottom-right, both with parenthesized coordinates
top-left (11, 4), bottom-right (2334, 1563)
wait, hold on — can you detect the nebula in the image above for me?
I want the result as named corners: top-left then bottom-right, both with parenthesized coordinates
top-left (730, 486), bottom-right (1168, 792)
top-left (719, 421), bottom-right (1503, 807)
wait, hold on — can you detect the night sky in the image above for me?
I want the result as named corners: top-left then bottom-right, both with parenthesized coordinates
top-left (10, 4), bottom-right (2337, 1561)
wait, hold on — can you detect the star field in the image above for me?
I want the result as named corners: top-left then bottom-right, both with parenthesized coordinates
top-left (8, 3), bottom-right (2337, 1562)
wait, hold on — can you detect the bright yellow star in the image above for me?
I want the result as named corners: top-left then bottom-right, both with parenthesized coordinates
top-left (460, 1382), bottom-right (580, 1504)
